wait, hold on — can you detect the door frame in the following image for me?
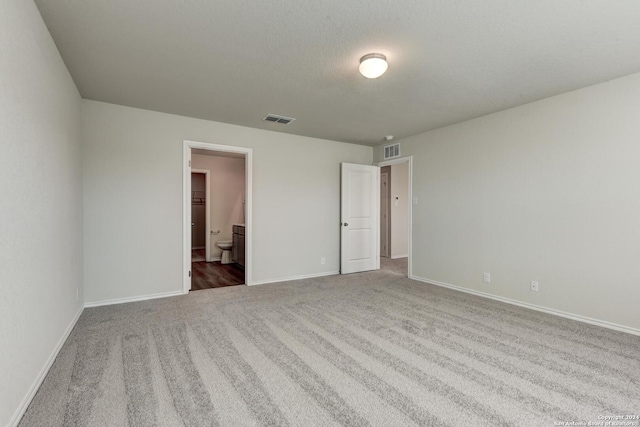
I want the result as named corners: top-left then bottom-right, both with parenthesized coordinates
top-left (183, 140), bottom-right (253, 293)
top-left (375, 156), bottom-right (413, 277)
top-left (191, 169), bottom-right (210, 261)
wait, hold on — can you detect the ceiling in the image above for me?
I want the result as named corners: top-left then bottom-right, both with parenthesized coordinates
top-left (34, 0), bottom-right (640, 146)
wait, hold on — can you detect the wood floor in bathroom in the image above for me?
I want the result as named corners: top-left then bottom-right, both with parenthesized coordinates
top-left (191, 260), bottom-right (245, 290)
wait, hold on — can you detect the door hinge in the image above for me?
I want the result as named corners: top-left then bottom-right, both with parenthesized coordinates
top-left (188, 160), bottom-right (191, 167)
top-left (188, 270), bottom-right (191, 277)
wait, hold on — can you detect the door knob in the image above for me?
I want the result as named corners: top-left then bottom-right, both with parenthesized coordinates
top-left (343, 222), bottom-right (349, 226)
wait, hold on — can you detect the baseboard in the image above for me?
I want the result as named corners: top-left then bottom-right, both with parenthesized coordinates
top-left (192, 246), bottom-right (205, 250)
top-left (209, 256), bottom-right (221, 262)
top-left (9, 304), bottom-right (84, 427)
top-left (410, 275), bottom-right (640, 336)
top-left (84, 290), bottom-right (184, 308)
top-left (250, 271), bottom-right (339, 286)
top-left (391, 254), bottom-right (408, 259)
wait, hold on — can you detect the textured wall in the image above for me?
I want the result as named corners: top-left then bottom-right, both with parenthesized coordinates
top-left (82, 100), bottom-right (372, 303)
top-left (0, 1), bottom-right (84, 425)
top-left (374, 72), bottom-right (640, 331)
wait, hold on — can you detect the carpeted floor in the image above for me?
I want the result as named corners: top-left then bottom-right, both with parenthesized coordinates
top-left (380, 256), bottom-right (407, 276)
top-left (20, 260), bottom-right (640, 426)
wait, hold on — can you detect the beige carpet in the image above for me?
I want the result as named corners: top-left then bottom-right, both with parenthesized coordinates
top-left (20, 260), bottom-right (640, 426)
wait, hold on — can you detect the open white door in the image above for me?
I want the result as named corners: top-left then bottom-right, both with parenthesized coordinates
top-left (341, 163), bottom-right (380, 274)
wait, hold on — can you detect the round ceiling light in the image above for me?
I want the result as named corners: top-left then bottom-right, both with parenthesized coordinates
top-left (359, 53), bottom-right (388, 79)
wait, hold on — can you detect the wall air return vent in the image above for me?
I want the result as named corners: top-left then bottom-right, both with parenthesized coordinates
top-left (383, 143), bottom-right (401, 160)
top-left (263, 114), bottom-right (296, 125)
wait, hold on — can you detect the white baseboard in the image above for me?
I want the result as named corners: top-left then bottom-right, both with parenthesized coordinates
top-left (391, 254), bottom-right (408, 259)
top-left (10, 304), bottom-right (84, 427)
top-left (208, 256), bottom-right (221, 262)
top-left (250, 271), bottom-right (339, 286)
top-left (410, 275), bottom-right (640, 336)
top-left (84, 290), bottom-right (184, 308)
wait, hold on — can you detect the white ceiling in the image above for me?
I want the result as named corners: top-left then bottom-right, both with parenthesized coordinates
top-left (34, 0), bottom-right (640, 146)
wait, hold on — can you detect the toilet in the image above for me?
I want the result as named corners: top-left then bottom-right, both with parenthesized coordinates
top-left (216, 240), bottom-right (233, 264)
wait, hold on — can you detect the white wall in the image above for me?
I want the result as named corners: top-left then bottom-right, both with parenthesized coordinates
top-left (82, 100), bottom-right (372, 303)
top-left (0, 1), bottom-right (84, 425)
top-left (375, 72), bottom-right (640, 331)
top-left (390, 161), bottom-right (409, 258)
top-left (191, 154), bottom-right (245, 259)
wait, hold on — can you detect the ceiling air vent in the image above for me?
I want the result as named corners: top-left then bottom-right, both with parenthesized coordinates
top-left (263, 114), bottom-right (296, 125)
top-left (383, 143), bottom-right (401, 160)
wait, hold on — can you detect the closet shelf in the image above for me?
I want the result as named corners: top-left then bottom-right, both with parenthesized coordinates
top-left (191, 191), bottom-right (205, 205)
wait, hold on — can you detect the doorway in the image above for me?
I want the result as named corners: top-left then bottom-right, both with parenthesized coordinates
top-left (183, 141), bottom-right (253, 293)
top-left (377, 157), bottom-right (412, 277)
top-left (191, 170), bottom-right (208, 262)
top-left (380, 166), bottom-right (390, 258)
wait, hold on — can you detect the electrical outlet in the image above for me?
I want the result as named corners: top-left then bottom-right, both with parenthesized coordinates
top-left (321, 257), bottom-right (326, 265)
top-left (530, 281), bottom-right (539, 292)
top-left (483, 272), bottom-right (491, 283)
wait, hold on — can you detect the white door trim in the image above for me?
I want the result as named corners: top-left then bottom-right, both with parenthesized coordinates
top-left (191, 169), bottom-right (211, 261)
top-left (183, 140), bottom-right (253, 293)
top-left (376, 156), bottom-right (413, 277)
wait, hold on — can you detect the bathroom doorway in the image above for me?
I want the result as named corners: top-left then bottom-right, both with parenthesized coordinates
top-left (183, 141), bottom-right (253, 293)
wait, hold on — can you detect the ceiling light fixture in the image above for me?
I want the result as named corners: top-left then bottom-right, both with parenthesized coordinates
top-left (359, 53), bottom-right (388, 79)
